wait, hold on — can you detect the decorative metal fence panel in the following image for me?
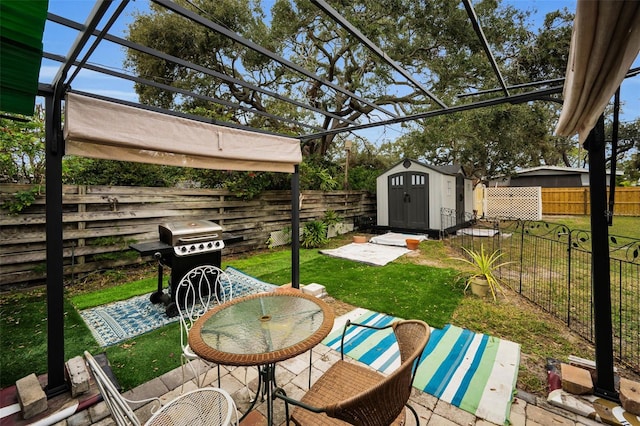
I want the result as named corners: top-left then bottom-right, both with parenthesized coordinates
top-left (445, 213), bottom-right (640, 374)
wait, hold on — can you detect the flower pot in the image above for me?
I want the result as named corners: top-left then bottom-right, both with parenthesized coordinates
top-left (405, 238), bottom-right (420, 250)
top-left (353, 235), bottom-right (367, 243)
top-left (469, 277), bottom-right (490, 297)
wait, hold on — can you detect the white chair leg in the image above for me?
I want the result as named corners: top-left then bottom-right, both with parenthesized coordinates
top-left (181, 355), bottom-right (204, 392)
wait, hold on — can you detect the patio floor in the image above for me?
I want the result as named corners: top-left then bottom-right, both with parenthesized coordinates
top-left (69, 343), bottom-right (596, 426)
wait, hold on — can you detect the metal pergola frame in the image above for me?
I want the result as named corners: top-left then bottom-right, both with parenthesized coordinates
top-left (25, 0), bottom-right (635, 401)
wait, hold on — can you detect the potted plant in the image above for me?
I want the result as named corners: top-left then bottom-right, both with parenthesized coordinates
top-left (456, 244), bottom-right (511, 301)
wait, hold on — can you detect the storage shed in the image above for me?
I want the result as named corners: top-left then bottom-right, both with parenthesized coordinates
top-left (376, 159), bottom-right (474, 236)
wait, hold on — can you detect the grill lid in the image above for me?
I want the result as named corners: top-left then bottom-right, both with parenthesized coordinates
top-left (159, 220), bottom-right (223, 246)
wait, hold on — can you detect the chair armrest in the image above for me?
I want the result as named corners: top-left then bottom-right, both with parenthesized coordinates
top-left (339, 319), bottom-right (395, 359)
top-left (273, 388), bottom-right (325, 414)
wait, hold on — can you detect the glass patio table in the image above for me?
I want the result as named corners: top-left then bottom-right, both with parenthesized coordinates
top-left (188, 290), bottom-right (335, 425)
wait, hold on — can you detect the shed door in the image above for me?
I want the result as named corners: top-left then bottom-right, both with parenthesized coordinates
top-left (388, 172), bottom-right (429, 229)
top-left (456, 175), bottom-right (465, 224)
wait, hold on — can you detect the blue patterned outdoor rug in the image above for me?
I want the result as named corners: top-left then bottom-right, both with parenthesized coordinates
top-left (322, 309), bottom-right (521, 425)
top-left (80, 267), bottom-right (277, 347)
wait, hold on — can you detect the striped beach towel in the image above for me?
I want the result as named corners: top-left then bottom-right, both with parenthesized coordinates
top-left (322, 310), bottom-right (520, 425)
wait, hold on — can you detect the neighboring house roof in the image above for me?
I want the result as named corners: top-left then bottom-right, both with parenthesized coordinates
top-left (512, 166), bottom-right (623, 176)
top-left (488, 165), bottom-right (623, 187)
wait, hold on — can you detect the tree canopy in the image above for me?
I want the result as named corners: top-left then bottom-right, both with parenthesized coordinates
top-left (2, 1), bottom-right (637, 191)
top-left (122, 0), bottom-right (614, 183)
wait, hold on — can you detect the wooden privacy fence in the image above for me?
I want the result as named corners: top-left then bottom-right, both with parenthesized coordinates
top-left (542, 187), bottom-right (640, 216)
top-left (0, 184), bottom-right (376, 288)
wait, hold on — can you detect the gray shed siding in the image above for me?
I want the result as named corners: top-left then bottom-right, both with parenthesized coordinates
top-left (376, 160), bottom-right (472, 231)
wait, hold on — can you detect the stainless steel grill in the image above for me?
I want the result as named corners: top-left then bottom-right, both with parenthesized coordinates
top-left (159, 220), bottom-right (224, 256)
top-left (131, 220), bottom-right (238, 317)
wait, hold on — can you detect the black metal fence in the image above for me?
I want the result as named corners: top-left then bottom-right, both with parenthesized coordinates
top-left (443, 211), bottom-right (640, 374)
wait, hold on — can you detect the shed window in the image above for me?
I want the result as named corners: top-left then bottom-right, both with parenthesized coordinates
top-left (391, 175), bottom-right (404, 186)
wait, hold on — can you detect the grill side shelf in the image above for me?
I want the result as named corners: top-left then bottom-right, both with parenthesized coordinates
top-left (130, 241), bottom-right (173, 257)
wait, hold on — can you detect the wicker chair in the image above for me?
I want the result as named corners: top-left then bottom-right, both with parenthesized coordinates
top-left (84, 351), bottom-right (238, 426)
top-left (176, 265), bottom-right (233, 388)
top-left (274, 319), bottom-right (430, 426)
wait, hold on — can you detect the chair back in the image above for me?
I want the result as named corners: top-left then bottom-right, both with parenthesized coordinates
top-left (84, 350), bottom-right (141, 426)
top-left (328, 320), bottom-right (430, 426)
top-left (144, 387), bottom-right (238, 426)
top-left (176, 265), bottom-right (233, 350)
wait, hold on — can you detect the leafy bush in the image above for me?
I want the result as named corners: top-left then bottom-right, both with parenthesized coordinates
top-left (63, 157), bottom-right (184, 187)
top-left (347, 164), bottom-right (379, 192)
top-left (299, 158), bottom-right (339, 191)
top-left (1, 185), bottom-right (42, 214)
top-left (323, 210), bottom-right (342, 225)
top-left (301, 220), bottom-right (328, 248)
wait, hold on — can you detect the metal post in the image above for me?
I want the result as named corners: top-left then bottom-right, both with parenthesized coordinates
top-left (344, 140), bottom-right (352, 190)
top-left (44, 92), bottom-right (68, 397)
top-left (291, 165), bottom-right (300, 289)
top-left (586, 115), bottom-right (618, 400)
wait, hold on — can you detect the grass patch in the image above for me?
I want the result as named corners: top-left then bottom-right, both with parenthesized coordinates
top-left (3, 231), bottom-right (635, 396)
top-left (104, 324), bottom-right (182, 390)
top-left (0, 290), bottom-right (101, 385)
top-left (71, 277), bottom-right (157, 309)
top-left (227, 248), bottom-right (463, 328)
top-left (544, 214), bottom-right (640, 239)
top-left (0, 244), bottom-right (462, 389)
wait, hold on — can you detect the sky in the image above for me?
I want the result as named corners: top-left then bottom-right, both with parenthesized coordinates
top-left (40, 0), bottom-right (639, 145)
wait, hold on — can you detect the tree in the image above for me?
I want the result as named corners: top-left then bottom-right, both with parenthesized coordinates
top-left (390, 6), bottom-right (578, 183)
top-left (606, 118), bottom-right (640, 185)
top-left (0, 106), bottom-right (46, 184)
top-left (125, 0), bottom-right (534, 156)
top-left (395, 103), bottom-right (554, 183)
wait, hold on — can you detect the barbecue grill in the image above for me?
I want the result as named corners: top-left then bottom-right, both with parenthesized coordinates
top-left (131, 220), bottom-right (241, 317)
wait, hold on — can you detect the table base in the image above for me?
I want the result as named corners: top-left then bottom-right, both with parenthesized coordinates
top-left (241, 363), bottom-right (278, 426)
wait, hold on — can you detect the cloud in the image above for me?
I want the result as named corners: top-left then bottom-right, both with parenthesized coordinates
top-left (39, 64), bottom-right (138, 102)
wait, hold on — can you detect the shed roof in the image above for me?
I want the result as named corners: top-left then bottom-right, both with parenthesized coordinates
top-left (381, 159), bottom-right (466, 177)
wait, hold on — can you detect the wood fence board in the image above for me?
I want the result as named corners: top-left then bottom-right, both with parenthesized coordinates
top-left (1, 186), bottom-right (376, 288)
top-left (541, 187), bottom-right (639, 216)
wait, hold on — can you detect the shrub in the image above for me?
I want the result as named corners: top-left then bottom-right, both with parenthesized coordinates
top-left (301, 221), bottom-right (328, 248)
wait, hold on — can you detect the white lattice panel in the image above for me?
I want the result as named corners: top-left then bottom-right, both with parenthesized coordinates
top-left (485, 186), bottom-right (542, 220)
top-left (267, 227), bottom-right (306, 247)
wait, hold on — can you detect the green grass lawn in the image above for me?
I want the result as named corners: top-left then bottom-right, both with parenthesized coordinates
top-left (2, 219), bottom-right (637, 394)
top-left (543, 214), bottom-right (640, 239)
top-left (227, 249), bottom-right (462, 327)
top-left (0, 247), bottom-right (462, 390)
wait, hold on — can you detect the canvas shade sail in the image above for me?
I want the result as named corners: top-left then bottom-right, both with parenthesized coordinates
top-left (64, 92), bottom-right (302, 173)
top-left (555, 0), bottom-right (640, 143)
top-left (0, 0), bottom-right (48, 115)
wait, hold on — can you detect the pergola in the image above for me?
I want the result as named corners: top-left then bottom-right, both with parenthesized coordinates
top-left (1, 0), bottom-right (638, 402)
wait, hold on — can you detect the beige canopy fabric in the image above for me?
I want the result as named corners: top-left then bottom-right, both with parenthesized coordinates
top-left (64, 92), bottom-right (302, 173)
top-left (555, 0), bottom-right (640, 143)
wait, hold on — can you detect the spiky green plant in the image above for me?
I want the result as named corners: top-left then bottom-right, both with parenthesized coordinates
top-left (301, 220), bottom-right (328, 248)
top-left (456, 244), bottom-right (512, 301)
